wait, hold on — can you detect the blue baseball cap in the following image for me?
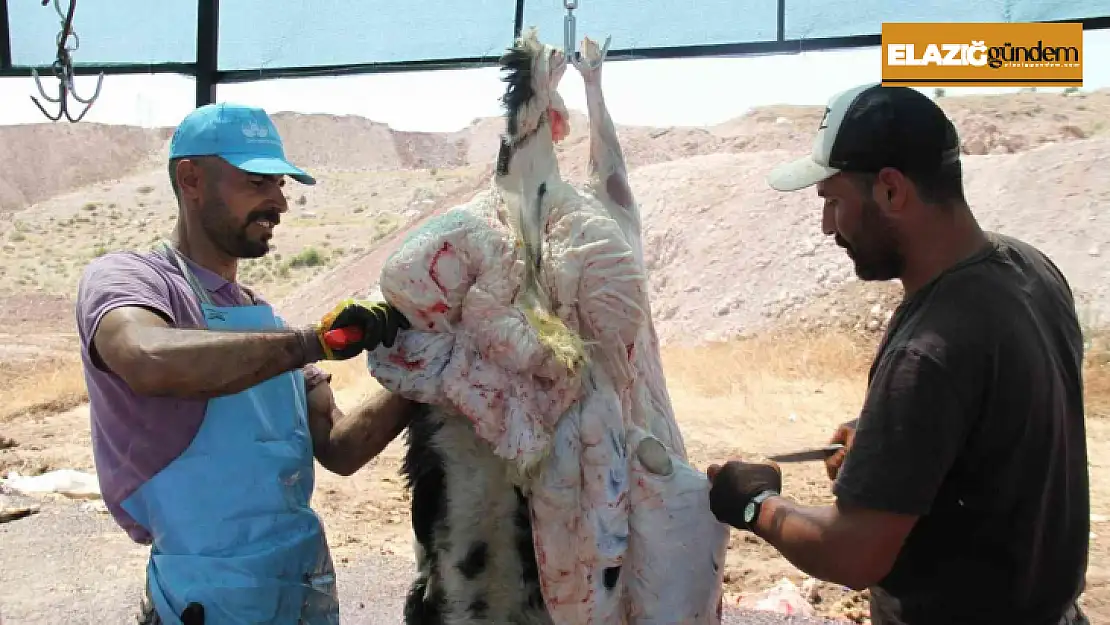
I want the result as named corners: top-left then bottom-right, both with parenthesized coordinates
top-left (169, 102), bottom-right (316, 185)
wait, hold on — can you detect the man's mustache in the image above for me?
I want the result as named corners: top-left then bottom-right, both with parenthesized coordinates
top-left (246, 208), bottom-right (280, 227)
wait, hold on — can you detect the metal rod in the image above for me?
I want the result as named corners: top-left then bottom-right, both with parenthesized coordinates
top-left (2, 13), bottom-right (1107, 83)
top-left (0, 0), bottom-right (10, 71)
top-left (209, 34), bottom-right (887, 85)
top-left (195, 0), bottom-right (219, 107)
top-left (513, 0), bottom-right (525, 39)
top-left (777, 0), bottom-right (786, 42)
top-left (0, 62), bottom-right (195, 78)
top-left (216, 55), bottom-right (507, 83)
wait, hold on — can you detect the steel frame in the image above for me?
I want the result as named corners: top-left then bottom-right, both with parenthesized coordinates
top-left (1, 1), bottom-right (1108, 110)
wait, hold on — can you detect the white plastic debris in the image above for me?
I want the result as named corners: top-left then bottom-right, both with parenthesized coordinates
top-left (737, 578), bottom-right (816, 617)
top-left (2, 469), bottom-right (101, 500)
top-left (80, 500), bottom-right (109, 514)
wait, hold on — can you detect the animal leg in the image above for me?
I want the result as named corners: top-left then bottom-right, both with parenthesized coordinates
top-left (401, 406), bottom-right (448, 624)
top-left (575, 35), bottom-right (690, 460)
top-left (574, 36), bottom-right (642, 254)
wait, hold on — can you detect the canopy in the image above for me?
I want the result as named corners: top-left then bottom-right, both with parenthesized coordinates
top-left (2, 0), bottom-right (1109, 104)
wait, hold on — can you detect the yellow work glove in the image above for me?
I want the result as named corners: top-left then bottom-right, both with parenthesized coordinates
top-left (312, 298), bottom-right (411, 360)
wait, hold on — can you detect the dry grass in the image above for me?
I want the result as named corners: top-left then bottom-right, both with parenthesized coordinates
top-left (654, 331), bottom-right (877, 464)
top-left (663, 330), bottom-right (874, 397)
top-left (4, 325), bottom-right (1106, 425)
top-left (0, 356), bottom-right (88, 422)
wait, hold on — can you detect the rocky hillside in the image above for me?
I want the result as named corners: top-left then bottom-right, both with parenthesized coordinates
top-left (0, 88), bottom-right (1108, 346)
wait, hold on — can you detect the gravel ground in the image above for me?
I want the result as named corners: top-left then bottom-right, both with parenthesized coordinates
top-left (0, 497), bottom-right (839, 624)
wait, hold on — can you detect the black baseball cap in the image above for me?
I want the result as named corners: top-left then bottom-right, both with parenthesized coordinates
top-left (767, 82), bottom-right (961, 192)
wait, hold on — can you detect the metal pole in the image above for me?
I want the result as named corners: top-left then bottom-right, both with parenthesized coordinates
top-left (0, 0), bottom-right (11, 71)
top-left (777, 0), bottom-right (786, 41)
top-left (513, 0), bottom-right (525, 39)
top-left (195, 0), bottom-right (219, 107)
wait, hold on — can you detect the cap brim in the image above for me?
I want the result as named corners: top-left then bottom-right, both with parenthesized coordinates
top-left (222, 154), bottom-right (317, 186)
top-left (766, 157), bottom-right (839, 192)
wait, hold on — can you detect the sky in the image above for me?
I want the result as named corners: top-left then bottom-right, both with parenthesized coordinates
top-left (1, 28), bottom-right (1107, 133)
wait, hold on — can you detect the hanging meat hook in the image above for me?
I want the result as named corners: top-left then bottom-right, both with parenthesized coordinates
top-left (563, 0), bottom-right (610, 72)
top-left (563, 0), bottom-right (579, 60)
top-left (30, 0), bottom-right (104, 122)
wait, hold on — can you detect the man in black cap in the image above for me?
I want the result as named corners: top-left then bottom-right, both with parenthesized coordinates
top-left (704, 83), bottom-right (1090, 624)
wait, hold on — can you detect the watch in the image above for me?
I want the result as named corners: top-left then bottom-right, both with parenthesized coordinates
top-left (742, 489), bottom-right (778, 529)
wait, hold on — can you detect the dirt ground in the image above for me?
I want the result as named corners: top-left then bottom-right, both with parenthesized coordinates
top-left (4, 321), bottom-right (1107, 623)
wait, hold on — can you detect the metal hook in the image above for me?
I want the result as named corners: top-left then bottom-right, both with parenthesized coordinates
top-left (47, 0), bottom-right (66, 20)
top-left (563, 0), bottom-right (610, 72)
top-left (571, 35), bottom-right (611, 72)
top-left (29, 0), bottom-right (104, 122)
top-left (563, 0), bottom-right (578, 61)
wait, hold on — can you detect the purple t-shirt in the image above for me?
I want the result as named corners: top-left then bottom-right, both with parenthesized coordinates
top-left (75, 249), bottom-right (330, 544)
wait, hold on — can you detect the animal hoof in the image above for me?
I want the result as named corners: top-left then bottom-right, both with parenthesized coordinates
top-left (636, 436), bottom-right (674, 476)
top-left (575, 34), bottom-right (610, 72)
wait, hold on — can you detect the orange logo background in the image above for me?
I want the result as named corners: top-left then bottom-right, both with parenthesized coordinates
top-left (881, 22), bottom-right (1083, 87)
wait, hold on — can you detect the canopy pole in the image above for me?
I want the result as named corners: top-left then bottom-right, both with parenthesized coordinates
top-left (195, 0), bottom-right (219, 107)
top-left (777, 0), bottom-right (786, 41)
top-left (513, 0), bottom-right (525, 39)
top-left (0, 0), bottom-right (10, 71)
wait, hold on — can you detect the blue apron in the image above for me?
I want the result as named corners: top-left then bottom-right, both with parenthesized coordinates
top-left (121, 242), bottom-right (340, 625)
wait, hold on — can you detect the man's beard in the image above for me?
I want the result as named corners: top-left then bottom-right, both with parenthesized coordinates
top-left (837, 197), bottom-right (904, 282)
top-left (199, 193), bottom-right (277, 260)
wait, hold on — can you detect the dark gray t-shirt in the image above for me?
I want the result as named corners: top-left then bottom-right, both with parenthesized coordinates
top-left (834, 232), bottom-right (1089, 625)
top-left (75, 249), bottom-right (330, 544)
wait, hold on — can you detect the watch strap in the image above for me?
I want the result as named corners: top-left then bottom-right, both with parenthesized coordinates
top-left (745, 489), bottom-right (778, 531)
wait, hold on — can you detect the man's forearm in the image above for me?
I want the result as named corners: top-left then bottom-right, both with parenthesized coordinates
top-left (752, 496), bottom-right (874, 590)
top-left (123, 325), bottom-right (320, 399)
top-left (319, 391), bottom-right (415, 476)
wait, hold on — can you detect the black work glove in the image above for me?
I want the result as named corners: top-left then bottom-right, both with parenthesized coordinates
top-left (310, 298), bottom-right (412, 361)
top-left (706, 459), bottom-right (782, 531)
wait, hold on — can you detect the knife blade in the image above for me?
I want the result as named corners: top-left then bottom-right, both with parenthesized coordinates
top-left (766, 443), bottom-right (845, 463)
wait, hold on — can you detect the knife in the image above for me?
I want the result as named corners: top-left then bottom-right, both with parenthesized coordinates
top-left (766, 443), bottom-right (845, 463)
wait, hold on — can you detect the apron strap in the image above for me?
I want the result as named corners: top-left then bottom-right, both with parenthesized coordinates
top-left (157, 240), bottom-right (214, 307)
top-left (155, 240), bottom-right (256, 308)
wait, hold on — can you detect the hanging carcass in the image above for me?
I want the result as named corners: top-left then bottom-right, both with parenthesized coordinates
top-left (367, 27), bottom-right (730, 625)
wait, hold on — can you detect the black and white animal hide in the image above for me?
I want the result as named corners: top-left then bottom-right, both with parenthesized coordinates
top-left (401, 403), bottom-right (552, 625)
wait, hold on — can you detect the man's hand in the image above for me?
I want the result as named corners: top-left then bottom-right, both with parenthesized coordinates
top-left (312, 298), bottom-right (411, 360)
top-left (706, 458), bottom-right (783, 531)
top-left (825, 419), bottom-right (858, 481)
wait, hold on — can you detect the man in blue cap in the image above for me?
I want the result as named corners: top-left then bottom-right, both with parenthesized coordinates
top-left (75, 102), bottom-right (414, 624)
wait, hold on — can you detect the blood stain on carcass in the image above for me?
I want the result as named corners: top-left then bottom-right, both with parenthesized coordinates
top-left (413, 300), bottom-right (450, 330)
top-left (388, 352), bottom-right (425, 371)
top-left (428, 241), bottom-right (456, 292)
